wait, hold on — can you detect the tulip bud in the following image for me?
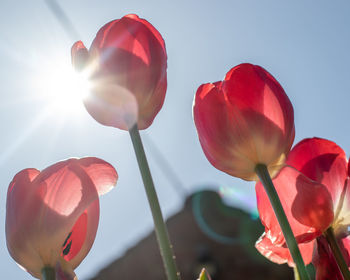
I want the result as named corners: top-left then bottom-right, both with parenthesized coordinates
top-left (71, 14), bottom-right (167, 130)
top-left (193, 63), bottom-right (295, 181)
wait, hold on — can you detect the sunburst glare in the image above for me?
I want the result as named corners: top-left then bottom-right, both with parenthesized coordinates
top-left (32, 55), bottom-right (91, 119)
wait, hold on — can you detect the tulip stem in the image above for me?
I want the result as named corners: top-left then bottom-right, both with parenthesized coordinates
top-left (41, 267), bottom-right (55, 280)
top-left (129, 125), bottom-right (180, 280)
top-left (293, 267), bottom-right (300, 280)
top-left (324, 227), bottom-right (350, 280)
top-left (255, 164), bottom-right (310, 280)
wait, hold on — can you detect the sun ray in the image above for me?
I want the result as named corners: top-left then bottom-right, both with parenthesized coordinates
top-left (0, 107), bottom-right (53, 166)
top-left (0, 41), bottom-right (93, 166)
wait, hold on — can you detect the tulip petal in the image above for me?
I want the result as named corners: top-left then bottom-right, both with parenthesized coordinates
top-left (286, 138), bottom-right (348, 210)
top-left (340, 236), bottom-right (350, 266)
top-left (71, 41), bottom-right (89, 72)
top-left (313, 236), bottom-right (343, 280)
top-left (91, 14), bottom-right (166, 65)
top-left (223, 64), bottom-right (295, 168)
top-left (194, 82), bottom-right (254, 178)
top-left (333, 178), bottom-right (350, 237)
top-left (255, 232), bottom-right (314, 266)
top-left (35, 159), bottom-right (99, 217)
top-left (56, 258), bottom-right (78, 280)
top-left (76, 157), bottom-right (118, 195)
top-left (224, 64), bottom-right (294, 136)
top-left (84, 83), bottom-right (138, 130)
top-left (6, 169), bottom-right (43, 276)
top-left (63, 199), bottom-right (99, 269)
top-left (256, 166), bottom-right (333, 247)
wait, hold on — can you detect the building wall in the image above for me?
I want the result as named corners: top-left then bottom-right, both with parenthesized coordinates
top-left (89, 191), bottom-right (293, 280)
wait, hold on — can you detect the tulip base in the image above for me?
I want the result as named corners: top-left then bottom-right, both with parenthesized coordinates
top-left (324, 227), bottom-right (350, 280)
top-left (41, 267), bottom-right (55, 280)
top-left (255, 164), bottom-right (310, 280)
top-left (293, 267), bottom-right (300, 280)
top-left (129, 125), bottom-right (180, 280)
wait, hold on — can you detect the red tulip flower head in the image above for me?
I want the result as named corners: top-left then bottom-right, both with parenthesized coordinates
top-left (6, 157), bottom-right (118, 279)
top-left (71, 14), bottom-right (167, 130)
top-left (193, 63), bottom-right (295, 181)
top-left (255, 138), bottom-right (350, 278)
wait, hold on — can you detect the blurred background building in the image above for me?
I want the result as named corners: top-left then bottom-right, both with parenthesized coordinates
top-left (89, 190), bottom-right (294, 280)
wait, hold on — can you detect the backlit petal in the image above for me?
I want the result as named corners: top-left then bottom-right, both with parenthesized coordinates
top-left (193, 81), bottom-right (256, 179)
top-left (56, 258), bottom-right (78, 280)
top-left (76, 157), bottom-right (118, 195)
top-left (255, 232), bottom-right (314, 266)
top-left (286, 138), bottom-right (348, 210)
top-left (340, 236), bottom-right (350, 266)
top-left (313, 236), bottom-right (343, 280)
top-left (333, 178), bottom-right (350, 237)
top-left (63, 199), bottom-right (99, 269)
top-left (223, 64), bottom-right (295, 175)
top-left (6, 169), bottom-right (42, 277)
top-left (256, 166), bottom-right (333, 246)
top-left (71, 41), bottom-right (89, 72)
top-left (223, 64), bottom-right (294, 149)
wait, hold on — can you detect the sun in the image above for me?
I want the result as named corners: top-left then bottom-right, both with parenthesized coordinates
top-left (33, 54), bottom-right (92, 119)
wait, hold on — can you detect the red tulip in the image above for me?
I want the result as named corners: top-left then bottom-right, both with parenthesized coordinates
top-left (193, 63), bottom-right (295, 181)
top-left (6, 157), bottom-right (118, 279)
top-left (255, 138), bottom-right (350, 276)
top-left (71, 14), bottom-right (167, 130)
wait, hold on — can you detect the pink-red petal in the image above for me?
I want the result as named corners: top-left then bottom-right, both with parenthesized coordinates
top-left (255, 232), bottom-right (315, 266)
top-left (63, 199), bottom-right (99, 269)
top-left (313, 236), bottom-right (344, 280)
top-left (71, 41), bottom-right (89, 72)
top-left (286, 138), bottom-right (348, 208)
top-left (193, 82), bottom-right (250, 178)
top-left (76, 157), bottom-right (118, 195)
top-left (340, 236), bottom-right (350, 266)
top-left (83, 83), bottom-right (138, 130)
top-left (256, 166), bottom-right (333, 246)
top-left (223, 63), bottom-right (295, 157)
top-left (6, 169), bottom-right (42, 276)
top-left (56, 259), bottom-right (77, 280)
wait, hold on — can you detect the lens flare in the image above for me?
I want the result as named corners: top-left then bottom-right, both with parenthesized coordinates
top-left (35, 61), bottom-right (91, 116)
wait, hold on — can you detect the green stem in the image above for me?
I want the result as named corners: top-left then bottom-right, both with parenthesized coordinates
top-left (293, 267), bottom-right (300, 280)
top-left (324, 227), bottom-right (350, 280)
top-left (41, 267), bottom-right (55, 280)
top-left (255, 164), bottom-right (310, 280)
top-left (129, 125), bottom-right (180, 280)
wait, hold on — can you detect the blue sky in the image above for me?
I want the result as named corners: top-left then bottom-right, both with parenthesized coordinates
top-left (0, 0), bottom-right (350, 279)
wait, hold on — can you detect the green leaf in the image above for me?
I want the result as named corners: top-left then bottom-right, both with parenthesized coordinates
top-left (198, 268), bottom-right (212, 280)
